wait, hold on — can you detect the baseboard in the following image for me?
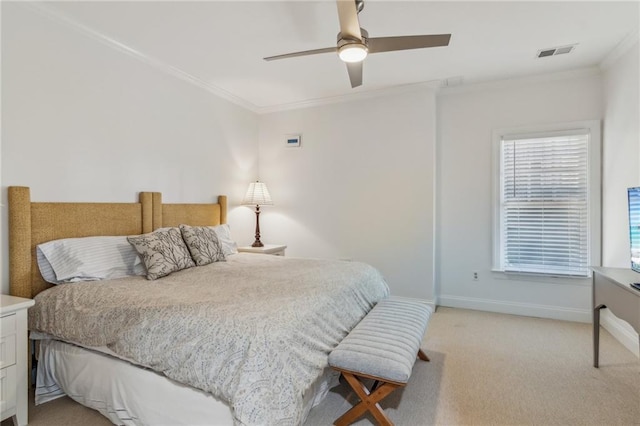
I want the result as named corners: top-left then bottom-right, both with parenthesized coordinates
top-left (601, 309), bottom-right (640, 358)
top-left (438, 295), bottom-right (591, 323)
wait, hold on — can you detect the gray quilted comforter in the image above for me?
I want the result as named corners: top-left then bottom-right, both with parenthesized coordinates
top-left (29, 253), bottom-right (389, 425)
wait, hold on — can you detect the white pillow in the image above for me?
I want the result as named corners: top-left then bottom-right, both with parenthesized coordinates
top-left (212, 224), bottom-right (238, 255)
top-left (37, 236), bottom-right (146, 284)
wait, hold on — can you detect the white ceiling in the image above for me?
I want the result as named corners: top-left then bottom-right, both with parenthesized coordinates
top-left (34, 1), bottom-right (640, 112)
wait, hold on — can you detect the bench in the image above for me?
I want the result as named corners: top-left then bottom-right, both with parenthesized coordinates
top-left (328, 297), bottom-right (432, 426)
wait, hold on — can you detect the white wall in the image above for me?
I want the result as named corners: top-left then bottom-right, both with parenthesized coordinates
top-left (436, 69), bottom-right (603, 322)
top-left (0, 3), bottom-right (259, 295)
top-left (601, 40), bottom-right (640, 356)
top-left (602, 42), bottom-right (640, 267)
top-left (258, 88), bottom-right (437, 301)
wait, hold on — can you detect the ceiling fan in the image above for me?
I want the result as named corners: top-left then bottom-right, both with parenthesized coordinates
top-left (264, 0), bottom-right (451, 88)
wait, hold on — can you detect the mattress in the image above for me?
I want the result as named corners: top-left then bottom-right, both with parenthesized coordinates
top-left (35, 338), bottom-right (338, 425)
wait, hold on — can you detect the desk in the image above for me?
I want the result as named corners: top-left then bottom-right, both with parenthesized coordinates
top-left (592, 267), bottom-right (640, 367)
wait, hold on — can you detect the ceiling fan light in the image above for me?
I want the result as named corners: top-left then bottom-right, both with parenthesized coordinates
top-left (338, 43), bottom-right (368, 63)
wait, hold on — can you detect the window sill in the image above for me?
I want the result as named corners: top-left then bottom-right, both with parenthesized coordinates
top-left (490, 269), bottom-right (592, 286)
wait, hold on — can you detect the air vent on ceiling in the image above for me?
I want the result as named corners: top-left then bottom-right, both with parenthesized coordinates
top-left (536, 44), bottom-right (576, 58)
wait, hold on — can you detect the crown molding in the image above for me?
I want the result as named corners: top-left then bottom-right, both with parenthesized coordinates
top-left (436, 67), bottom-right (602, 97)
top-left (256, 80), bottom-right (441, 114)
top-left (20, 2), bottom-right (261, 113)
top-left (22, 2), bottom-right (441, 116)
top-left (18, 2), bottom-right (617, 117)
top-left (599, 29), bottom-right (640, 70)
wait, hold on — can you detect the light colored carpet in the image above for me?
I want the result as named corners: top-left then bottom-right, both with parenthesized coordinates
top-left (3, 307), bottom-right (638, 426)
top-left (307, 307), bottom-right (640, 425)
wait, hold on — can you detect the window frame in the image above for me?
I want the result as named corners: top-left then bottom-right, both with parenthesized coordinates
top-left (492, 120), bottom-right (601, 278)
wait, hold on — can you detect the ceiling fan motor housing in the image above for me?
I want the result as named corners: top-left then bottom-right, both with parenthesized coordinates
top-left (336, 27), bottom-right (369, 50)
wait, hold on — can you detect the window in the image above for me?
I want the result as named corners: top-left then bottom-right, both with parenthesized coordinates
top-left (493, 121), bottom-right (601, 278)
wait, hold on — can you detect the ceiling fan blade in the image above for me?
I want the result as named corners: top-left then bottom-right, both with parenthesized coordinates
top-left (264, 47), bottom-right (337, 61)
top-left (368, 34), bottom-right (451, 54)
top-left (346, 61), bottom-right (363, 88)
top-left (336, 0), bottom-right (362, 40)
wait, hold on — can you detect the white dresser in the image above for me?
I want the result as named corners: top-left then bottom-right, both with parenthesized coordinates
top-left (1, 295), bottom-right (34, 426)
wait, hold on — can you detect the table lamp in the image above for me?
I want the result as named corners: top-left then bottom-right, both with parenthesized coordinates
top-left (242, 181), bottom-right (273, 247)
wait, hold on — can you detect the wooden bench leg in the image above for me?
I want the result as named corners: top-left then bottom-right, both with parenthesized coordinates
top-left (334, 372), bottom-right (402, 426)
top-left (418, 349), bottom-right (430, 362)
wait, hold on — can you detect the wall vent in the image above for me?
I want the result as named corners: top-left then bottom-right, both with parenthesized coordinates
top-left (536, 44), bottom-right (576, 58)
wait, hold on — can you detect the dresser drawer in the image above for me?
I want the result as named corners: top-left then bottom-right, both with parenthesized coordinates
top-left (0, 313), bottom-right (17, 370)
top-left (0, 314), bottom-right (16, 338)
top-left (0, 335), bottom-right (16, 370)
top-left (0, 365), bottom-right (17, 416)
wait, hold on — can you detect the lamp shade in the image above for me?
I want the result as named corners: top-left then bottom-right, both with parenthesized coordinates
top-left (242, 181), bottom-right (273, 206)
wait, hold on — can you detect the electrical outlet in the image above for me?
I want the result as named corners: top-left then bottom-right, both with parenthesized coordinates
top-left (473, 271), bottom-right (479, 281)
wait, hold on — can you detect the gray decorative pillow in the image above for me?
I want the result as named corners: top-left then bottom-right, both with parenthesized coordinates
top-left (179, 224), bottom-right (226, 266)
top-left (127, 228), bottom-right (195, 280)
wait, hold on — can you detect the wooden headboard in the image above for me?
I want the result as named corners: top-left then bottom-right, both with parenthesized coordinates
top-left (151, 192), bottom-right (227, 230)
top-left (7, 187), bottom-right (227, 299)
top-left (8, 187), bottom-right (154, 299)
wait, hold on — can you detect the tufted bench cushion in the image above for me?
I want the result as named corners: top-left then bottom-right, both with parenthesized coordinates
top-left (328, 296), bottom-right (432, 426)
top-left (329, 296), bottom-right (432, 384)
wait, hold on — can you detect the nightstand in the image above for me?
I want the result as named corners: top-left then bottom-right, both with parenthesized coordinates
top-left (237, 244), bottom-right (287, 256)
top-left (1, 295), bottom-right (35, 426)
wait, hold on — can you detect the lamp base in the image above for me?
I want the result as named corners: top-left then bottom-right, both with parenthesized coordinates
top-left (251, 206), bottom-right (264, 248)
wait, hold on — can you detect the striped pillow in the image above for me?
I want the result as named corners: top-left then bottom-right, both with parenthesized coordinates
top-left (36, 236), bottom-right (146, 284)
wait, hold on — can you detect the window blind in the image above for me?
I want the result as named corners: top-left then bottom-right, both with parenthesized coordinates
top-left (500, 133), bottom-right (589, 276)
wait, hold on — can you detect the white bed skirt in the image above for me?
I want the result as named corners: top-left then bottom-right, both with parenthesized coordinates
top-left (35, 339), bottom-right (338, 425)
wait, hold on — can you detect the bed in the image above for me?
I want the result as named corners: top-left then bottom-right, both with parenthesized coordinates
top-left (8, 186), bottom-right (389, 426)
